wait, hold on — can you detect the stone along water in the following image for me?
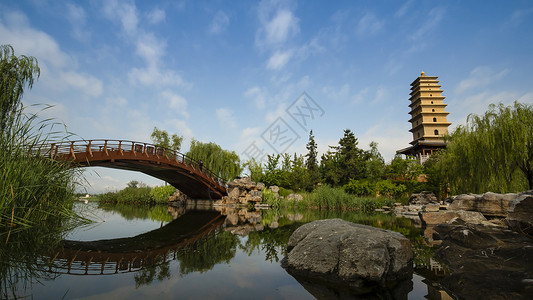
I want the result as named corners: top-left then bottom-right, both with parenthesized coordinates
top-left (5, 202), bottom-right (448, 299)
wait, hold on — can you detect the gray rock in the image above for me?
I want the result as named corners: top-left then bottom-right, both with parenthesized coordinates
top-left (408, 191), bottom-right (438, 205)
top-left (282, 219), bottom-right (413, 294)
top-left (419, 210), bottom-right (487, 226)
top-left (287, 193), bottom-right (303, 202)
top-left (448, 192), bottom-right (518, 217)
top-left (269, 185), bottom-right (280, 193)
top-left (506, 194), bottom-right (533, 237)
top-left (256, 182), bottom-right (265, 190)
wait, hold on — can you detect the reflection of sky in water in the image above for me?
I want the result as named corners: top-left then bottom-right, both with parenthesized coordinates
top-left (25, 204), bottom-right (439, 299)
top-left (31, 235), bottom-right (313, 300)
top-left (65, 202), bottom-right (167, 241)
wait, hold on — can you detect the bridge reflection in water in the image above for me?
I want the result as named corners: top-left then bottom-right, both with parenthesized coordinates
top-left (45, 210), bottom-right (224, 275)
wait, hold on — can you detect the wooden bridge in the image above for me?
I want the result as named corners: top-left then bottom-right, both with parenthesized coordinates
top-left (44, 139), bottom-right (227, 199)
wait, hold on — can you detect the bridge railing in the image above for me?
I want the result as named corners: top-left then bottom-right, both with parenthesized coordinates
top-left (45, 140), bottom-right (226, 187)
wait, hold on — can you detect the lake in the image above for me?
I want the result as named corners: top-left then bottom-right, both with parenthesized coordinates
top-left (4, 201), bottom-right (451, 299)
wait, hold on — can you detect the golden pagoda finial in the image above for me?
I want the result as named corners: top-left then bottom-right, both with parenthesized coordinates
top-left (421, 71), bottom-right (426, 76)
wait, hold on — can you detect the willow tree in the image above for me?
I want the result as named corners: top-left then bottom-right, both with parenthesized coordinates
top-left (186, 139), bottom-right (242, 181)
top-left (436, 101), bottom-right (533, 194)
top-left (0, 45), bottom-right (40, 133)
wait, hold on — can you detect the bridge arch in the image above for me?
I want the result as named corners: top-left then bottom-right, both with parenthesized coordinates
top-left (44, 140), bottom-right (227, 199)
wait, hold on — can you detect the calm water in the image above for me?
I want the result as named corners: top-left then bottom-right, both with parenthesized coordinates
top-left (5, 202), bottom-right (449, 299)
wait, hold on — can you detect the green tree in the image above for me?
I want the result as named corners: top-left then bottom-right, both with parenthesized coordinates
top-left (329, 129), bottom-right (367, 184)
top-left (244, 158), bottom-right (263, 182)
top-left (435, 101), bottom-right (533, 193)
top-left (150, 126), bottom-right (183, 151)
top-left (320, 149), bottom-right (342, 186)
top-left (305, 130), bottom-right (320, 188)
top-left (186, 139), bottom-right (242, 180)
top-left (366, 141), bottom-right (385, 180)
top-left (386, 154), bottom-right (423, 181)
top-left (0, 45), bottom-right (40, 132)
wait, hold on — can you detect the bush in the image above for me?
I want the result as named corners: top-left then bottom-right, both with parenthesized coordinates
top-left (343, 179), bottom-right (375, 196)
top-left (150, 185), bottom-right (176, 203)
top-left (262, 188), bottom-right (280, 207)
top-left (376, 180), bottom-right (406, 199)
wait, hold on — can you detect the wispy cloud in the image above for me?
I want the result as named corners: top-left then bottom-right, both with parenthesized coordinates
top-left (209, 11), bottom-right (230, 34)
top-left (356, 12), bottom-right (384, 36)
top-left (256, 0), bottom-right (299, 48)
top-left (102, 0), bottom-right (189, 88)
top-left (455, 66), bottom-right (509, 94)
top-left (66, 3), bottom-right (90, 42)
top-left (161, 90), bottom-right (188, 118)
top-left (266, 49), bottom-right (293, 70)
top-left (410, 7), bottom-right (446, 41)
top-left (244, 86), bottom-right (268, 109)
top-left (216, 108), bottom-right (237, 128)
top-left (147, 8), bottom-right (166, 25)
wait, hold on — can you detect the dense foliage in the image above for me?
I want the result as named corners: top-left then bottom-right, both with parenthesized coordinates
top-left (186, 139), bottom-right (242, 181)
top-left (150, 126), bottom-right (183, 152)
top-left (430, 101), bottom-right (533, 194)
top-left (98, 181), bottom-right (176, 205)
top-left (247, 129), bottom-right (420, 200)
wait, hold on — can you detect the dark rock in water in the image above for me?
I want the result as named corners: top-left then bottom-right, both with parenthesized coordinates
top-left (281, 219), bottom-right (413, 297)
top-left (434, 222), bottom-right (533, 299)
top-left (409, 191), bottom-right (438, 205)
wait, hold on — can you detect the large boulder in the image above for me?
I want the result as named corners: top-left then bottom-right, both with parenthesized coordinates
top-left (419, 210), bottom-right (487, 226)
top-left (281, 219), bottom-right (413, 296)
top-left (448, 192), bottom-right (518, 217)
top-left (506, 192), bottom-right (533, 237)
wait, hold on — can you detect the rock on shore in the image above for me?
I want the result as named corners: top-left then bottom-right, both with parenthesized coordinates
top-left (281, 219), bottom-right (413, 297)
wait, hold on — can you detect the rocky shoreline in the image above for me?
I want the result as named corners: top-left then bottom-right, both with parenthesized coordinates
top-left (396, 190), bottom-right (533, 299)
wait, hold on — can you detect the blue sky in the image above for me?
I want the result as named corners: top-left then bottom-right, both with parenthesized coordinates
top-left (2, 0), bottom-right (532, 193)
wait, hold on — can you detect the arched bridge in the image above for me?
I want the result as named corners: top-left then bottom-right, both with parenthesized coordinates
top-left (45, 140), bottom-right (227, 199)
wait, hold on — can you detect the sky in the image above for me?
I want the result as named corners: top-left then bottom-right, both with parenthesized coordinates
top-left (2, 0), bottom-right (533, 194)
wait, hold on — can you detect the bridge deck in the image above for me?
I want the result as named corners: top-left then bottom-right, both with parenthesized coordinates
top-left (44, 140), bottom-right (227, 199)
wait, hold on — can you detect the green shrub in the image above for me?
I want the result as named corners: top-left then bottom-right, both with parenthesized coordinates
top-left (262, 188), bottom-right (280, 207)
top-left (150, 185), bottom-right (176, 203)
top-left (278, 187), bottom-right (294, 198)
top-left (376, 180), bottom-right (406, 199)
top-left (343, 179), bottom-right (375, 196)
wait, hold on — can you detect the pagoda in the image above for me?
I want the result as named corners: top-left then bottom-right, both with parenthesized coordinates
top-left (397, 71), bottom-right (451, 163)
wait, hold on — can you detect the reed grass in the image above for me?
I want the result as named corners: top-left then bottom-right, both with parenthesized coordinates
top-left (0, 106), bottom-right (85, 237)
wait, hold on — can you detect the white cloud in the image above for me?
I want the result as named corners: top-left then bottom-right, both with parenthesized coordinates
top-left (147, 8), bottom-right (166, 24)
top-left (61, 71), bottom-right (104, 97)
top-left (508, 8), bottom-right (533, 27)
top-left (216, 108), bottom-right (237, 128)
top-left (161, 90), bottom-right (188, 118)
top-left (410, 7), bottom-right (446, 41)
top-left (395, 0), bottom-right (415, 18)
top-left (66, 3), bottom-right (89, 42)
top-left (356, 12), bottom-right (384, 36)
top-left (244, 86), bottom-right (267, 109)
top-left (209, 11), bottom-right (230, 34)
top-left (172, 119), bottom-right (194, 140)
top-left (322, 84), bottom-right (350, 100)
top-left (102, 0), bottom-right (139, 36)
top-left (455, 66), bottom-right (509, 94)
top-left (0, 11), bottom-right (71, 69)
top-left (256, 0), bottom-right (299, 48)
top-left (266, 49), bottom-right (293, 70)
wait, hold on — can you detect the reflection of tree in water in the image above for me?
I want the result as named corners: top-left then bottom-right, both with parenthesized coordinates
top-left (0, 225), bottom-right (66, 299)
top-left (132, 228), bottom-right (240, 288)
top-left (134, 259), bottom-right (171, 289)
top-left (176, 229), bottom-right (239, 275)
top-left (98, 203), bottom-right (174, 223)
top-left (240, 225), bottom-right (299, 263)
